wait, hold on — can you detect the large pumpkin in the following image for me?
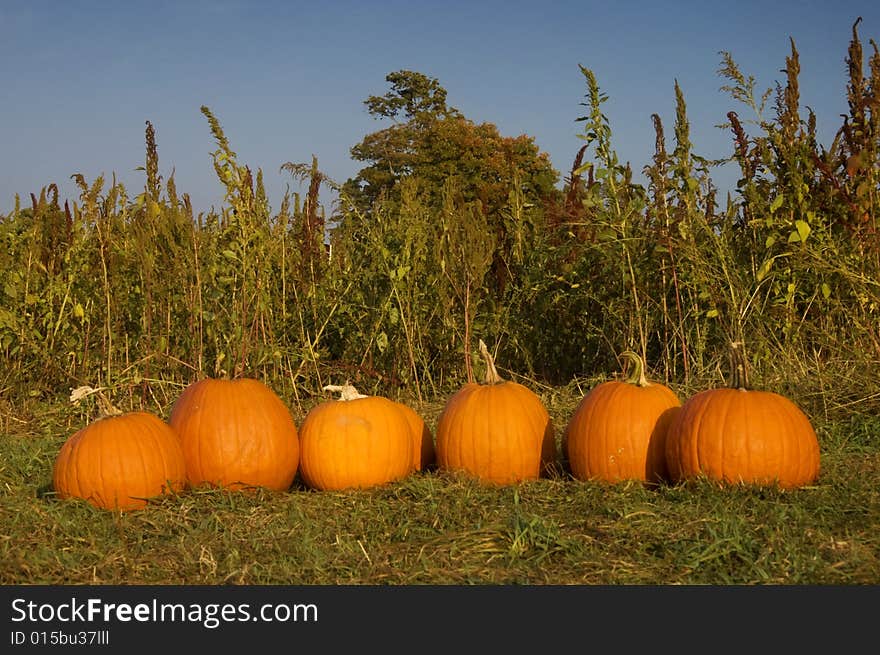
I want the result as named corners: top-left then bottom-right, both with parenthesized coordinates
top-left (565, 351), bottom-right (681, 483)
top-left (53, 410), bottom-right (186, 511)
top-left (436, 340), bottom-right (556, 485)
top-left (168, 377), bottom-right (300, 491)
top-left (299, 384), bottom-right (415, 491)
top-left (665, 342), bottom-right (821, 489)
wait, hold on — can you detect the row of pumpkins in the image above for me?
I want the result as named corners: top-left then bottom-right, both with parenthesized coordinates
top-left (52, 341), bottom-right (822, 511)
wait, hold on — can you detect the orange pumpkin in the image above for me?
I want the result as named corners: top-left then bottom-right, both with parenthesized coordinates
top-left (565, 351), bottom-right (681, 483)
top-left (168, 377), bottom-right (300, 491)
top-left (665, 342), bottom-right (821, 489)
top-left (298, 384), bottom-right (415, 491)
top-left (53, 410), bottom-right (186, 511)
top-left (395, 401), bottom-right (436, 471)
top-left (436, 340), bottom-right (556, 485)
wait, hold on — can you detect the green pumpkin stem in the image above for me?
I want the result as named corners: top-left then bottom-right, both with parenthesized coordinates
top-left (729, 341), bottom-right (750, 390)
top-left (478, 339), bottom-right (505, 385)
top-left (323, 382), bottom-right (368, 401)
top-left (619, 350), bottom-right (650, 387)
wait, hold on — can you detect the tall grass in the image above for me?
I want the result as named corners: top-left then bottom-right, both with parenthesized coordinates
top-left (0, 20), bottom-right (878, 424)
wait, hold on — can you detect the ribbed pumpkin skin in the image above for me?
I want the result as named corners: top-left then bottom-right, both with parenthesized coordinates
top-left (565, 380), bottom-right (681, 483)
top-left (299, 396), bottom-right (414, 491)
top-left (396, 402), bottom-right (435, 470)
top-left (436, 382), bottom-right (556, 485)
top-left (168, 378), bottom-right (300, 491)
top-left (53, 412), bottom-right (186, 511)
top-left (665, 388), bottom-right (821, 488)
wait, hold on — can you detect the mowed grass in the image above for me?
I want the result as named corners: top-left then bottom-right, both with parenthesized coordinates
top-left (1, 391), bottom-right (878, 585)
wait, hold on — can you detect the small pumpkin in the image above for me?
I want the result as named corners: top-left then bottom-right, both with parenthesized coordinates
top-left (665, 342), bottom-right (821, 489)
top-left (53, 405), bottom-right (186, 511)
top-left (299, 384), bottom-right (415, 491)
top-left (168, 377), bottom-right (300, 491)
top-left (436, 340), bottom-right (556, 485)
top-left (564, 351), bottom-right (681, 483)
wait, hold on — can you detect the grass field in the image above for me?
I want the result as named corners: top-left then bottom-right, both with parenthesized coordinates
top-left (3, 390), bottom-right (877, 586)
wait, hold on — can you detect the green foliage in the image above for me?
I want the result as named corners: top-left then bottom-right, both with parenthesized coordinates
top-left (0, 25), bottom-right (878, 421)
top-left (363, 69), bottom-right (461, 123)
top-left (327, 69), bottom-right (562, 390)
top-left (342, 71), bottom-right (558, 297)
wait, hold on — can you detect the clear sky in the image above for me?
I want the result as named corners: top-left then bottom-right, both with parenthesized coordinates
top-left (2, 0), bottom-right (878, 215)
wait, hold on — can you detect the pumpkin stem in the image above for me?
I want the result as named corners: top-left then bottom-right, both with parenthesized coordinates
top-left (478, 339), bottom-right (505, 385)
top-left (96, 391), bottom-right (123, 417)
top-left (729, 341), bottom-right (750, 390)
top-left (619, 350), bottom-right (650, 387)
top-left (70, 385), bottom-right (123, 417)
top-left (323, 382), bottom-right (368, 401)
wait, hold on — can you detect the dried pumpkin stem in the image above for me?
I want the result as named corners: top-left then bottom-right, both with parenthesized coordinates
top-left (619, 350), bottom-right (650, 387)
top-left (323, 382), bottom-right (368, 401)
top-left (478, 339), bottom-right (505, 385)
top-left (96, 391), bottom-right (123, 418)
top-left (70, 385), bottom-right (123, 418)
top-left (729, 341), bottom-right (750, 390)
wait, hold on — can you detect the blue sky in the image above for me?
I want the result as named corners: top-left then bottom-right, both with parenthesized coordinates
top-left (2, 1), bottom-right (878, 215)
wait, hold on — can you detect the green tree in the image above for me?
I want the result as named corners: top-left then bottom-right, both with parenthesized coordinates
top-left (340, 69), bottom-right (559, 294)
top-left (345, 70), bottom-right (557, 212)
